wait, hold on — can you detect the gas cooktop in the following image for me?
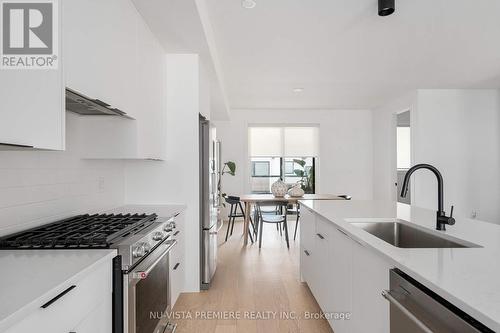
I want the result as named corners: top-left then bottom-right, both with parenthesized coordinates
top-left (0, 213), bottom-right (158, 249)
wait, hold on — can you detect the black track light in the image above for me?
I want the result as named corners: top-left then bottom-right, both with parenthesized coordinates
top-left (378, 0), bottom-right (395, 16)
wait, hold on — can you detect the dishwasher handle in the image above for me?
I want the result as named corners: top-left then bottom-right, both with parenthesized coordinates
top-left (382, 290), bottom-right (434, 333)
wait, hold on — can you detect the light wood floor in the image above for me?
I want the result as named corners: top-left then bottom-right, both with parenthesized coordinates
top-left (172, 219), bottom-right (333, 333)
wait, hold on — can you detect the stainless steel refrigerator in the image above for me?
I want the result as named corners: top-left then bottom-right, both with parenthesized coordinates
top-left (199, 115), bottom-right (221, 290)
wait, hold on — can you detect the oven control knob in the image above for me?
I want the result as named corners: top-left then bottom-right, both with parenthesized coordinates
top-left (142, 242), bottom-right (151, 253)
top-left (132, 244), bottom-right (146, 258)
top-left (168, 221), bottom-right (177, 229)
top-left (163, 224), bottom-right (172, 232)
top-left (152, 231), bottom-right (164, 241)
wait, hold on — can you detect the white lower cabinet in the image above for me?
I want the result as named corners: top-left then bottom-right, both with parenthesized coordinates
top-left (329, 226), bottom-right (353, 333)
top-left (300, 210), bottom-right (391, 333)
top-left (71, 296), bottom-right (112, 333)
top-left (299, 206), bottom-right (315, 284)
top-left (5, 258), bottom-right (112, 333)
top-left (351, 240), bottom-right (391, 333)
top-left (169, 212), bottom-right (185, 307)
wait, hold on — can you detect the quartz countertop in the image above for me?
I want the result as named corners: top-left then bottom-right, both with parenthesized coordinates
top-left (299, 200), bottom-right (500, 331)
top-left (0, 249), bottom-right (116, 331)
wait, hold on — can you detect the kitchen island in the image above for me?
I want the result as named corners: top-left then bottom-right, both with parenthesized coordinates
top-left (299, 199), bottom-right (500, 332)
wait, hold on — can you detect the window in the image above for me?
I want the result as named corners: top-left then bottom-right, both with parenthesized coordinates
top-left (248, 126), bottom-right (318, 194)
top-left (252, 161), bottom-right (270, 176)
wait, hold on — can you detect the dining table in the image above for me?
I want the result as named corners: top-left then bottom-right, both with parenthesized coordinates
top-left (239, 193), bottom-right (346, 245)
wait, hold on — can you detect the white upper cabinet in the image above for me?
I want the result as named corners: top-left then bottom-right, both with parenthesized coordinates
top-left (63, 0), bottom-right (167, 160)
top-left (0, 1), bottom-right (64, 150)
top-left (63, 0), bottom-right (137, 116)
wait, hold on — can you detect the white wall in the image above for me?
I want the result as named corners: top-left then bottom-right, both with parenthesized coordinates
top-left (413, 89), bottom-right (500, 223)
top-left (215, 109), bottom-right (373, 201)
top-left (0, 113), bottom-right (125, 236)
top-left (372, 91), bottom-right (418, 202)
top-left (373, 89), bottom-right (500, 223)
top-left (125, 54), bottom-right (207, 292)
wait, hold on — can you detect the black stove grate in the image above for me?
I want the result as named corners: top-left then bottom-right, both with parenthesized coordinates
top-left (0, 213), bottom-right (158, 249)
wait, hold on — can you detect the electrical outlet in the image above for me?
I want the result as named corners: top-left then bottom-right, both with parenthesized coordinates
top-left (471, 211), bottom-right (477, 219)
top-left (98, 177), bottom-right (105, 193)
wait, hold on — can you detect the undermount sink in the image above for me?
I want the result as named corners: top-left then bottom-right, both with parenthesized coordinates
top-left (349, 220), bottom-right (480, 248)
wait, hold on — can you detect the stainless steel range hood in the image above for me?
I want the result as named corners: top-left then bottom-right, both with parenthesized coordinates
top-left (65, 88), bottom-right (134, 119)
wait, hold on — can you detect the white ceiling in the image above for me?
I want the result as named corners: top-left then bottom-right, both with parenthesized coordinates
top-left (132, 0), bottom-right (230, 120)
top-left (204, 0), bottom-right (500, 109)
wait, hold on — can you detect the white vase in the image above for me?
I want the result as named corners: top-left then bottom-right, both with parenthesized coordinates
top-left (271, 179), bottom-right (288, 197)
top-left (288, 184), bottom-right (305, 197)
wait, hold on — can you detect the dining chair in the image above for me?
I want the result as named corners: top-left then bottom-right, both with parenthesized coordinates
top-left (255, 201), bottom-right (290, 249)
top-left (225, 196), bottom-right (255, 242)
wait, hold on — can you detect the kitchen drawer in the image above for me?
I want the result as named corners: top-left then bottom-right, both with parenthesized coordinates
top-left (5, 260), bottom-right (112, 333)
top-left (315, 215), bottom-right (334, 242)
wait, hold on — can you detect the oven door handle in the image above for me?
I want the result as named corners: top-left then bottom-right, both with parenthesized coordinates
top-left (382, 290), bottom-right (434, 333)
top-left (132, 240), bottom-right (177, 280)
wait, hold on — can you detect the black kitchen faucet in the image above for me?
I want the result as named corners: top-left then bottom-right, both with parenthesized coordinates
top-left (400, 164), bottom-right (455, 231)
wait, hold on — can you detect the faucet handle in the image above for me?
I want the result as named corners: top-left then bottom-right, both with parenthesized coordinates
top-left (448, 205), bottom-right (456, 225)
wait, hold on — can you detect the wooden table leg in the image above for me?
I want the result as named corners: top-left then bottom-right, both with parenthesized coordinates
top-left (243, 202), bottom-right (251, 245)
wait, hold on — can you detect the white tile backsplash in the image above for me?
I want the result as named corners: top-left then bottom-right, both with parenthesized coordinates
top-left (0, 114), bottom-right (125, 236)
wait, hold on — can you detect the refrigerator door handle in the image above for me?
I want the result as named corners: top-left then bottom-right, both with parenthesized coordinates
top-left (216, 219), bottom-right (224, 233)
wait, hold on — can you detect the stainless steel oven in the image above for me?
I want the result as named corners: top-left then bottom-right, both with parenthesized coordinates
top-left (124, 238), bottom-right (177, 333)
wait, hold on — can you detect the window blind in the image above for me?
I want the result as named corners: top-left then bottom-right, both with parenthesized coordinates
top-left (248, 126), bottom-right (319, 157)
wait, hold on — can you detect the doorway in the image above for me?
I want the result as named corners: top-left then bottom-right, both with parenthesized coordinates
top-left (396, 111), bottom-right (411, 204)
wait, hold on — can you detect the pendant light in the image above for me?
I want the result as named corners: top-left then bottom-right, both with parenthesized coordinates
top-left (378, 0), bottom-right (395, 16)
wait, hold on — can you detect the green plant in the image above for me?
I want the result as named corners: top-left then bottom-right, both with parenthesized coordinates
top-left (293, 158), bottom-right (314, 194)
top-left (218, 161), bottom-right (236, 200)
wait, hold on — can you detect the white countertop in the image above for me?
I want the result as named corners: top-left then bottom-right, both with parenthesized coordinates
top-left (299, 200), bottom-right (500, 331)
top-left (0, 249), bottom-right (116, 331)
top-left (106, 203), bottom-right (186, 219)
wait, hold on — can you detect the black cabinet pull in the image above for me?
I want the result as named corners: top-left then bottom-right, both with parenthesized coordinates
top-left (316, 233), bottom-right (324, 239)
top-left (304, 250), bottom-right (310, 256)
top-left (41, 285), bottom-right (76, 308)
top-left (173, 263), bottom-right (180, 270)
top-left (174, 231), bottom-right (180, 236)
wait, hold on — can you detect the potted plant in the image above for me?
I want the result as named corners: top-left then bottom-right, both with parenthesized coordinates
top-left (218, 161), bottom-right (236, 205)
top-left (293, 158), bottom-right (315, 194)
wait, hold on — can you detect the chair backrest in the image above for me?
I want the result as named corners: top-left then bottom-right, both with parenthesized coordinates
top-left (225, 196), bottom-right (240, 205)
top-left (255, 201), bottom-right (287, 220)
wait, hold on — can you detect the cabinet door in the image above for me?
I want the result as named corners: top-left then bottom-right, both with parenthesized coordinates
top-left (299, 206), bottom-right (316, 284)
top-left (0, 1), bottom-right (64, 150)
top-left (72, 296), bottom-right (112, 333)
top-left (134, 18), bottom-right (167, 160)
top-left (300, 206), bottom-right (315, 255)
top-left (313, 216), bottom-right (335, 313)
top-left (329, 227), bottom-right (353, 333)
top-left (351, 241), bottom-right (391, 333)
top-left (170, 212), bottom-right (185, 307)
top-left (63, 0), bottom-right (137, 116)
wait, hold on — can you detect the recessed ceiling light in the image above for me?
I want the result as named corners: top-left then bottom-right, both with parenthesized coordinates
top-left (293, 88), bottom-right (304, 93)
top-left (241, 0), bottom-right (256, 9)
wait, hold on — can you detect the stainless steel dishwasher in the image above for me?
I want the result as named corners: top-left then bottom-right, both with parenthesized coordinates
top-left (382, 269), bottom-right (494, 333)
